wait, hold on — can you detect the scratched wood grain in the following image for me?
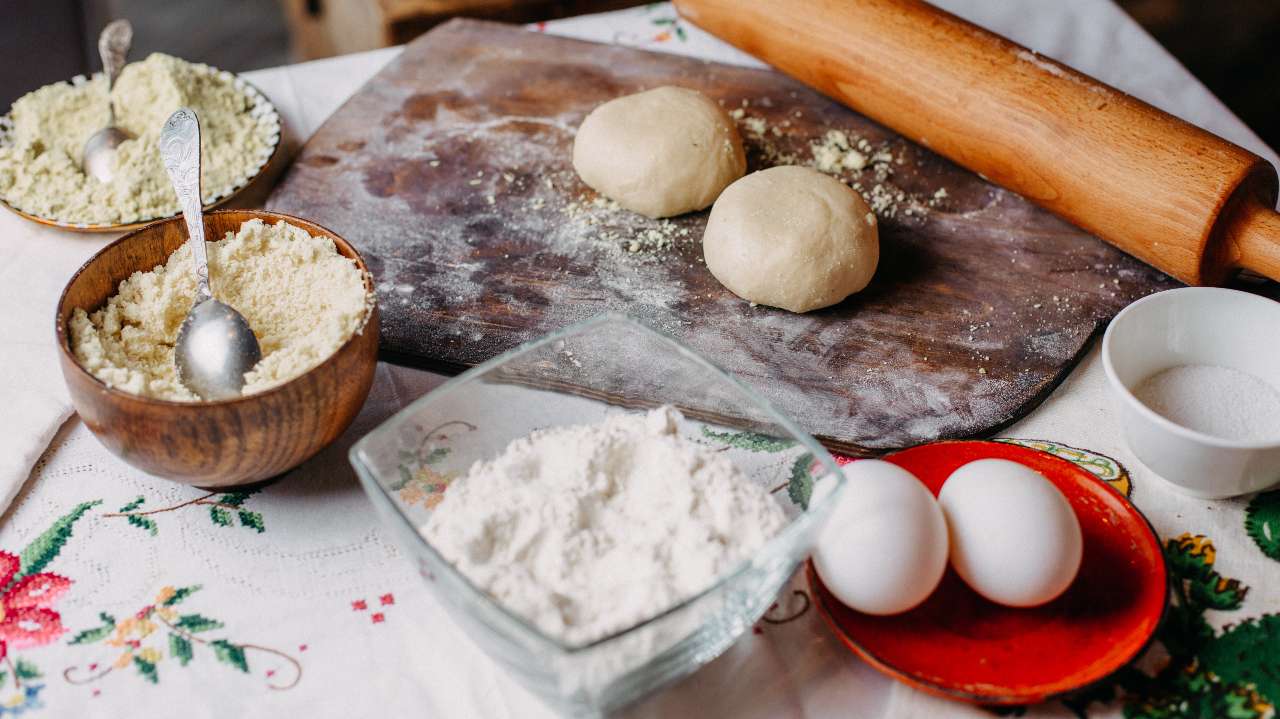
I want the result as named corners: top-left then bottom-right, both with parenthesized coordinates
top-left (266, 19), bottom-right (1176, 454)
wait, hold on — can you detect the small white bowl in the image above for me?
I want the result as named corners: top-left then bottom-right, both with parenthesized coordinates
top-left (1102, 287), bottom-right (1280, 498)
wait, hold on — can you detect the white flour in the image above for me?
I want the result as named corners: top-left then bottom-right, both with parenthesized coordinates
top-left (421, 406), bottom-right (787, 645)
top-left (1133, 364), bottom-right (1280, 441)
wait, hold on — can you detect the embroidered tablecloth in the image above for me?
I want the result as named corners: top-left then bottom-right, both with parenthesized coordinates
top-left (1, 3), bottom-right (1278, 717)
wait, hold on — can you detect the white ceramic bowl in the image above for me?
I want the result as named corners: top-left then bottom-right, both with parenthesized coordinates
top-left (1102, 287), bottom-right (1280, 498)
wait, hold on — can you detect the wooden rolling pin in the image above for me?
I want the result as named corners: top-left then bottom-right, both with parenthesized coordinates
top-left (673, 0), bottom-right (1280, 285)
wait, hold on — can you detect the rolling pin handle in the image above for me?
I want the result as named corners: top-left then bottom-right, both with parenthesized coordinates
top-left (1226, 199), bottom-right (1280, 283)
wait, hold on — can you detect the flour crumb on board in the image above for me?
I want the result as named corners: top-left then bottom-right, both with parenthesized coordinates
top-left (811, 130), bottom-right (868, 173)
top-left (730, 104), bottom-right (947, 221)
top-left (560, 194), bottom-right (691, 257)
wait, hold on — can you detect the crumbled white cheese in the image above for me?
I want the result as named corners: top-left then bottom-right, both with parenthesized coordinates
top-left (71, 219), bottom-right (371, 401)
top-left (0, 53), bottom-right (272, 224)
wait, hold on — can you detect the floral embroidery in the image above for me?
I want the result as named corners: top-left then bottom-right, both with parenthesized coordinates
top-left (64, 585), bottom-right (301, 690)
top-left (102, 490), bottom-right (265, 535)
top-left (699, 427), bottom-right (795, 453)
top-left (1068, 534), bottom-right (1279, 718)
top-left (0, 500), bottom-right (99, 713)
top-left (609, 4), bottom-right (691, 48)
top-left (1246, 490), bottom-right (1280, 562)
top-left (0, 664), bottom-right (42, 716)
top-left (394, 421), bottom-right (475, 509)
top-left (351, 593), bottom-right (397, 625)
top-left (696, 428), bottom-right (816, 508)
top-left (645, 4), bottom-right (687, 42)
top-left (997, 438), bottom-right (1132, 497)
top-left (761, 590), bottom-right (810, 626)
top-left (0, 555), bottom-right (71, 660)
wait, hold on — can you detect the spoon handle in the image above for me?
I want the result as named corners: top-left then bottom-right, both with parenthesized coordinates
top-left (159, 108), bottom-right (212, 303)
top-left (98, 19), bottom-right (132, 126)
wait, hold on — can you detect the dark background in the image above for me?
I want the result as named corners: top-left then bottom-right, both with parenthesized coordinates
top-left (2, 0), bottom-right (1277, 151)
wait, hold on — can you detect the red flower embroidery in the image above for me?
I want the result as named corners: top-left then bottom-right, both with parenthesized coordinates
top-left (379, 593), bottom-right (394, 606)
top-left (0, 551), bottom-right (71, 657)
top-left (371, 613), bottom-right (385, 624)
top-left (351, 600), bottom-right (367, 611)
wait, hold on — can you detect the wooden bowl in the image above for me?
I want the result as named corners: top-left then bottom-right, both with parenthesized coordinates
top-left (55, 209), bottom-right (380, 487)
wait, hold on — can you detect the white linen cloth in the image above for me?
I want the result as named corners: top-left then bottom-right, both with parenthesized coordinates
top-left (3, 0), bottom-right (1275, 525)
top-left (0, 3), bottom-right (1276, 717)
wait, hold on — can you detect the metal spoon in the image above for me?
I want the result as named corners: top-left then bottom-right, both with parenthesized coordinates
top-left (83, 19), bottom-right (135, 183)
top-left (159, 107), bottom-right (262, 401)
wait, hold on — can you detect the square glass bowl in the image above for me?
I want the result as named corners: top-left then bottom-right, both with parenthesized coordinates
top-left (350, 315), bottom-right (844, 715)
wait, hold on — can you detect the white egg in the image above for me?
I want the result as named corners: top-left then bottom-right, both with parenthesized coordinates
top-left (813, 460), bottom-right (949, 615)
top-left (938, 458), bottom-right (1083, 608)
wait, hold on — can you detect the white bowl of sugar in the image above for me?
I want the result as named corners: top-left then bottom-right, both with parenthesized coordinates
top-left (1103, 287), bottom-right (1280, 498)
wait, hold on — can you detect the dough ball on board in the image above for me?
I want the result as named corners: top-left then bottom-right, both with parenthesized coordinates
top-left (572, 86), bottom-right (746, 218)
top-left (703, 166), bottom-right (879, 313)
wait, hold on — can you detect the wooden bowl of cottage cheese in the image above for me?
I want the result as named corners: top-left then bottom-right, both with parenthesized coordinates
top-left (54, 209), bottom-right (379, 486)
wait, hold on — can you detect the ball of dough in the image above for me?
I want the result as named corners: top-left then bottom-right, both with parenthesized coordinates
top-left (703, 166), bottom-right (879, 313)
top-left (572, 86), bottom-right (746, 218)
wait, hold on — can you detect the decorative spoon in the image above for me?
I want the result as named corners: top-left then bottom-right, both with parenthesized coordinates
top-left (159, 107), bottom-right (262, 401)
top-left (82, 19), bottom-right (135, 183)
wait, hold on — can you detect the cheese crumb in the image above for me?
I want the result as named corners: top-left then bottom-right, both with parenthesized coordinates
top-left (0, 53), bottom-right (274, 225)
top-left (70, 219), bottom-right (371, 401)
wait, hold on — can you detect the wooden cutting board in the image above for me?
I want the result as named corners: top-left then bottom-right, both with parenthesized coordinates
top-left (266, 19), bottom-right (1176, 455)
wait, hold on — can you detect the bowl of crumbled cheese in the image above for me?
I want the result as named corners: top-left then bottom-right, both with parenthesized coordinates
top-left (0, 53), bottom-right (280, 231)
top-left (349, 314), bottom-right (846, 715)
top-left (56, 209), bottom-right (378, 486)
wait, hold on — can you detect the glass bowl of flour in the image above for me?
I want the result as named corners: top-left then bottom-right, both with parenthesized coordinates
top-left (350, 314), bottom-right (845, 715)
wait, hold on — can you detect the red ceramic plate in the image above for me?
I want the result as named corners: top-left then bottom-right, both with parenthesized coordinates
top-left (810, 440), bottom-right (1168, 705)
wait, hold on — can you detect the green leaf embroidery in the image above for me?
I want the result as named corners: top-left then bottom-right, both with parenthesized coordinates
top-left (174, 614), bottom-right (223, 633)
top-left (133, 656), bottom-right (158, 684)
top-left (0, 671), bottom-right (7, 689)
top-left (1199, 614), bottom-right (1280, 709)
top-left (169, 632), bottom-right (194, 666)
top-left (1166, 536), bottom-right (1215, 584)
top-left (674, 25), bottom-right (687, 41)
top-left (1190, 574), bottom-right (1248, 611)
top-left (700, 427), bottom-right (794, 453)
top-left (126, 514), bottom-right (158, 536)
top-left (393, 465), bottom-right (413, 491)
top-left (211, 640), bottom-right (248, 673)
top-left (11, 500), bottom-right (102, 590)
top-left (69, 612), bottom-right (117, 645)
top-left (118, 496), bottom-right (146, 513)
top-left (13, 659), bottom-right (40, 681)
top-left (1123, 667), bottom-right (1265, 719)
top-left (1245, 491), bottom-right (1280, 562)
top-left (787, 453), bottom-right (815, 509)
top-left (164, 586), bottom-right (200, 606)
top-left (1166, 536), bottom-right (1248, 612)
top-left (210, 507), bottom-right (233, 527)
top-left (217, 489), bottom-right (258, 509)
top-left (1117, 534), bottom-right (1267, 718)
top-left (237, 510), bottom-right (265, 533)
top-left (424, 447), bottom-right (451, 464)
